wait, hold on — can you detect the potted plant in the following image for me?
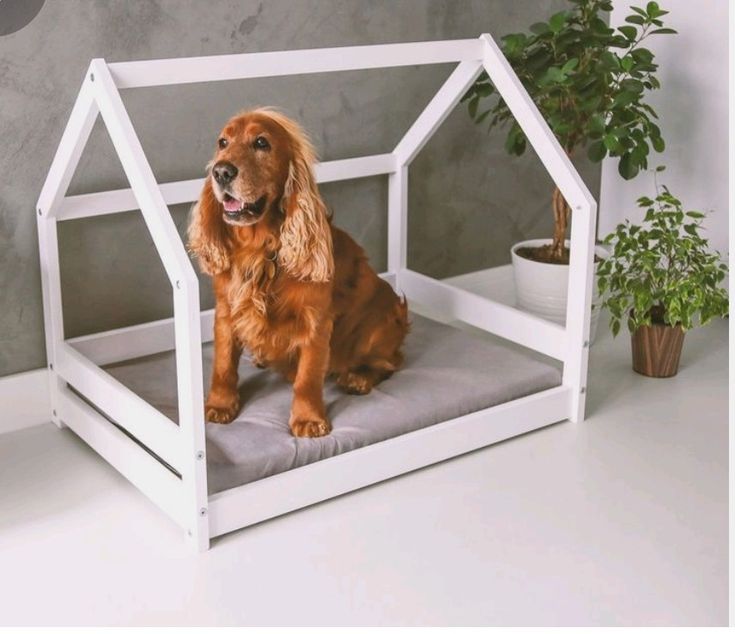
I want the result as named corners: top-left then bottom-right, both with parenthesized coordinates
top-left (463, 0), bottom-right (677, 338)
top-left (596, 175), bottom-right (729, 377)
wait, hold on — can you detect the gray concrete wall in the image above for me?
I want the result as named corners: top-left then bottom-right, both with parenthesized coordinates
top-left (0, 0), bottom-right (600, 377)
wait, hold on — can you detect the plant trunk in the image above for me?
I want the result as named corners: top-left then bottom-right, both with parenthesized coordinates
top-left (631, 322), bottom-right (685, 378)
top-left (550, 186), bottom-right (570, 260)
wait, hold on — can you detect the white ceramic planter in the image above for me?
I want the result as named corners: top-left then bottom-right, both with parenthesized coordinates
top-left (511, 239), bottom-right (608, 343)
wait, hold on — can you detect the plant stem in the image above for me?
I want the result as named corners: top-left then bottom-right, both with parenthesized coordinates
top-left (551, 186), bottom-right (570, 258)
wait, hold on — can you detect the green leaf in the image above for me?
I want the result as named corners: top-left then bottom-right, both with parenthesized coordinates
top-left (541, 66), bottom-right (566, 84)
top-left (651, 136), bottom-right (665, 152)
top-left (587, 114), bottom-right (606, 138)
top-left (549, 11), bottom-right (568, 33)
top-left (618, 25), bottom-right (638, 41)
top-left (621, 56), bottom-right (634, 72)
top-left (611, 319), bottom-right (621, 337)
top-left (651, 27), bottom-right (678, 35)
top-left (612, 90), bottom-right (638, 107)
top-left (502, 33), bottom-right (528, 57)
top-left (625, 15), bottom-right (646, 25)
top-left (618, 153), bottom-right (640, 179)
top-left (631, 47), bottom-right (654, 63)
top-left (621, 78), bottom-right (645, 93)
top-left (475, 82), bottom-right (495, 97)
top-left (646, 1), bottom-right (661, 16)
top-left (530, 22), bottom-right (551, 35)
top-left (588, 140), bottom-right (607, 162)
top-left (562, 57), bottom-right (579, 73)
top-left (504, 125), bottom-right (526, 156)
top-left (591, 15), bottom-right (612, 33)
top-left (604, 133), bottom-right (622, 153)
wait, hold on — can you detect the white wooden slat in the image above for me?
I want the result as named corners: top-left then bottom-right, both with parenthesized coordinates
top-left (316, 153), bottom-right (395, 182)
top-left (208, 386), bottom-right (570, 538)
top-left (58, 178), bottom-right (202, 221)
top-left (108, 40), bottom-right (484, 89)
top-left (398, 268), bottom-right (567, 361)
top-left (89, 60), bottom-right (195, 286)
top-left (393, 60), bottom-right (484, 165)
top-left (68, 310), bottom-right (215, 365)
top-left (57, 154), bottom-right (396, 221)
top-left (56, 342), bottom-right (182, 469)
top-left (67, 272), bottom-right (397, 366)
top-left (36, 77), bottom-right (98, 218)
top-left (57, 384), bottom-right (186, 529)
top-left (480, 34), bottom-right (596, 213)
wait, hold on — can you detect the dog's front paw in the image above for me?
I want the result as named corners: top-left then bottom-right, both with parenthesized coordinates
top-left (290, 416), bottom-right (332, 438)
top-left (205, 394), bottom-right (240, 424)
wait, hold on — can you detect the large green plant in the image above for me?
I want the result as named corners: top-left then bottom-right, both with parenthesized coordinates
top-left (596, 174), bottom-right (729, 336)
top-left (464, 0), bottom-right (676, 261)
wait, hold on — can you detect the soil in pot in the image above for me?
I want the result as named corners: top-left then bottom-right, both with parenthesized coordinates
top-left (630, 306), bottom-right (685, 378)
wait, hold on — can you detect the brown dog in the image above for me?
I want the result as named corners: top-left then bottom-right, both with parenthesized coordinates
top-left (187, 109), bottom-right (409, 437)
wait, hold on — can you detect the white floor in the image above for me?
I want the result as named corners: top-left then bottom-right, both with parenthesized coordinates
top-left (0, 273), bottom-right (728, 626)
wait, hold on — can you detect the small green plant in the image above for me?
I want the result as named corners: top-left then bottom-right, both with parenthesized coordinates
top-left (464, 0), bottom-right (676, 261)
top-left (596, 171), bottom-right (729, 336)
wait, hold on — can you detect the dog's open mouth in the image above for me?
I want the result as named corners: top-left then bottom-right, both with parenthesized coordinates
top-left (222, 193), bottom-right (267, 220)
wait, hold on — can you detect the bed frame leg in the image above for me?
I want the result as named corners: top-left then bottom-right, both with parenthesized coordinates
top-left (37, 216), bottom-right (67, 431)
top-left (187, 526), bottom-right (210, 552)
top-left (569, 387), bottom-right (586, 424)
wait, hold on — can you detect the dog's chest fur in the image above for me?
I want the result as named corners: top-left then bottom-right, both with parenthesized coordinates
top-left (226, 257), bottom-right (323, 368)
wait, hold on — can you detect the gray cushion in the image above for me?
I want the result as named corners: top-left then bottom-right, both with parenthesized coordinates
top-left (104, 314), bottom-right (561, 494)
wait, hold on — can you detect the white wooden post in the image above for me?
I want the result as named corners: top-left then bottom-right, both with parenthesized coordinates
top-left (479, 33), bottom-right (597, 422)
top-left (36, 73), bottom-right (99, 428)
top-left (387, 167), bottom-right (408, 273)
top-left (90, 59), bottom-right (210, 551)
top-left (563, 198), bottom-right (597, 422)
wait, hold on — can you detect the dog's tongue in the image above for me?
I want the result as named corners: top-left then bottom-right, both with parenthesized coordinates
top-left (223, 196), bottom-right (242, 213)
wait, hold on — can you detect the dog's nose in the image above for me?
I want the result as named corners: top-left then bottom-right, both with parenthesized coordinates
top-left (213, 161), bottom-right (238, 185)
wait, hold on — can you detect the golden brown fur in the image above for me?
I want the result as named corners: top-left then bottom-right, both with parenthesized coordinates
top-left (188, 109), bottom-right (409, 437)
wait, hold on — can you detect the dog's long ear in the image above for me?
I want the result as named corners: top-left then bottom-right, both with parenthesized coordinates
top-left (187, 178), bottom-right (231, 276)
top-left (278, 133), bottom-right (334, 283)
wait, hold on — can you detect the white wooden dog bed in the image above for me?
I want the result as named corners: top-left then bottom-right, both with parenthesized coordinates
top-left (36, 35), bottom-right (597, 551)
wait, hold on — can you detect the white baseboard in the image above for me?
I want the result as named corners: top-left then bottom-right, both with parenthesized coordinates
top-left (0, 368), bottom-right (51, 434)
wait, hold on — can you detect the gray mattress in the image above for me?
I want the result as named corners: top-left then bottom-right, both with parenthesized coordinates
top-left (104, 314), bottom-right (561, 494)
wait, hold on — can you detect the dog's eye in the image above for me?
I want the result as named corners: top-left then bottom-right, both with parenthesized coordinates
top-left (253, 136), bottom-right (270, 150)
top-left (218, 137), bottom-right (228, 149)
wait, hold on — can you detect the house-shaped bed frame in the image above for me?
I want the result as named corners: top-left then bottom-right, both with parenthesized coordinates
top-left (37, 35), bottom-right (597, 551)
